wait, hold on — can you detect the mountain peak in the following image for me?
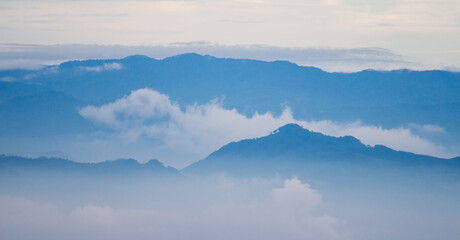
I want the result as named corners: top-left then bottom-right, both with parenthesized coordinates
top-left (184, 124), bottom-right (455, 176)
top-left (273, 124), bottom-right (363, 145)
top-left (270, 123), bottom-right (342, 142)
top-left (164, 53), bottom-right (216, 62)
top-left (145, 159), bottom-right (168, 168)
top-left (272, 123), bottom-right (337, 139)
top-left (122, 55), bottom-right (152, 61)
top-left (273, 123), bottom-right (307, 134)
top-left (184, 124), bottom-right (372, 174)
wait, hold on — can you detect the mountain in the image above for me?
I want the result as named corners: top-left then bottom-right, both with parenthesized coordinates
top-left (184, 124), bottom-right (460, 177)
top-left (0, 154), bottom-right (180, 178)
top-left (0, 81), bottom-right (47, 103)
top-left (0, 91), bottom-right (95, 137)
top-left (0, 54), bottom-right (459, 159)
top-left (0, 155), bottom-right (182, 206)
top-left (1, 54), bottom-right (459, 131)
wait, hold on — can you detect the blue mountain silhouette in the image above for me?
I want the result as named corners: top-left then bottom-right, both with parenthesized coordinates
top-left (184, 124), bottom-right (460, 177)
top-left (0, 54), bottom-right (459, 157)
top-left (0, 155), bottom-right (179, 177)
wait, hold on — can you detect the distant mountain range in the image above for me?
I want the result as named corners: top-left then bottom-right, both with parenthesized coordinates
top-left (0, 155), bottom-right (179, 177)
top-left (0, 91), bottom-right (95, 137)
top-left (184, 124), bottom-right (460, 177)
top-left (1, 54), bottom-right (459, 139)
top-left (2, 124), bottom-right (458, 178)
top-left (2, 124), bottom-right (459, 207)
top-left (0, 154), bottom-right (181, 204)
top-left (1, 54), bottom-right (459, 169)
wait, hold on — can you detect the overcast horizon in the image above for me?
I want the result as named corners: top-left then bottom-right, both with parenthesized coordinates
top-left (1, 42), bottom-right (460, 73)
top-left (1, 0), bottom-right (460, 72)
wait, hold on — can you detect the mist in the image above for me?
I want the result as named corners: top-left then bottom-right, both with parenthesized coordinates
top-left (1, 170), bottom-right (459, 240)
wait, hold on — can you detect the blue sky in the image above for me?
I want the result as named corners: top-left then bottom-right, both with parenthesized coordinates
top-left (0, 0), bottom-right (459, 71)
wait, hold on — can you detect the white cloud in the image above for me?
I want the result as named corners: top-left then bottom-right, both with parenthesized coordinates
top-left (409, 123), bottom-right (445, 134)
top-left (81, 62), bottom-right (123, 72)
top-left (298, 120), bottom-right (451, 158)
top-left (79, 88), bottom-right (455, 167)
top-left (272, 178), bottom-right (322, 214)
top-left (0, 178), bottom-right (346, 240)
top-left (79, 89), bottom-right (298, 166)
top-left (79, 88), bottom-right (178, 128)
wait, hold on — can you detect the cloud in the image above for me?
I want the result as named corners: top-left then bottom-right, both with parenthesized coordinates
top-left (0, 177), bottom-right (346, 240)
top-left (299, 120), bottom-right (451, 158)
top-left (81, 62), bottom-right (123, 72)
top-left (409, 123), bottom-right (445, 134)
top-left (79, 88), bottom-right (455, 167)
top-left (272, 178), bottom-right (322, 214)
top-left (79, 88), bottom-right (177, 128)
top-left (1, 0), bottom-right (459, 71)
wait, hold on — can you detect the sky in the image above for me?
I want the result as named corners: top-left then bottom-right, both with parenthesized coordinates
top-left (0, 0), bottom-right (459, 71)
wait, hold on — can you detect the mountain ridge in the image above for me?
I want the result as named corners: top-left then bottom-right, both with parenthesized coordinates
top-left (0, 154), bottom-right (180, 177)
top-left (2, 123), bottom-right (458, 172)
top-left (184, 124), bottom-right (460, 176)
top-left (0, 53), bottom-right (459, 163)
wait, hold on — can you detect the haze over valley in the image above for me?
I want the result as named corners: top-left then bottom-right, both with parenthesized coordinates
top-left (1, 0), bottom-right (460, 239)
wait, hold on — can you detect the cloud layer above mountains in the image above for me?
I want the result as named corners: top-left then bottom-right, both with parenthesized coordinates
top-left (79, 88), bottom-right (454, 167)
